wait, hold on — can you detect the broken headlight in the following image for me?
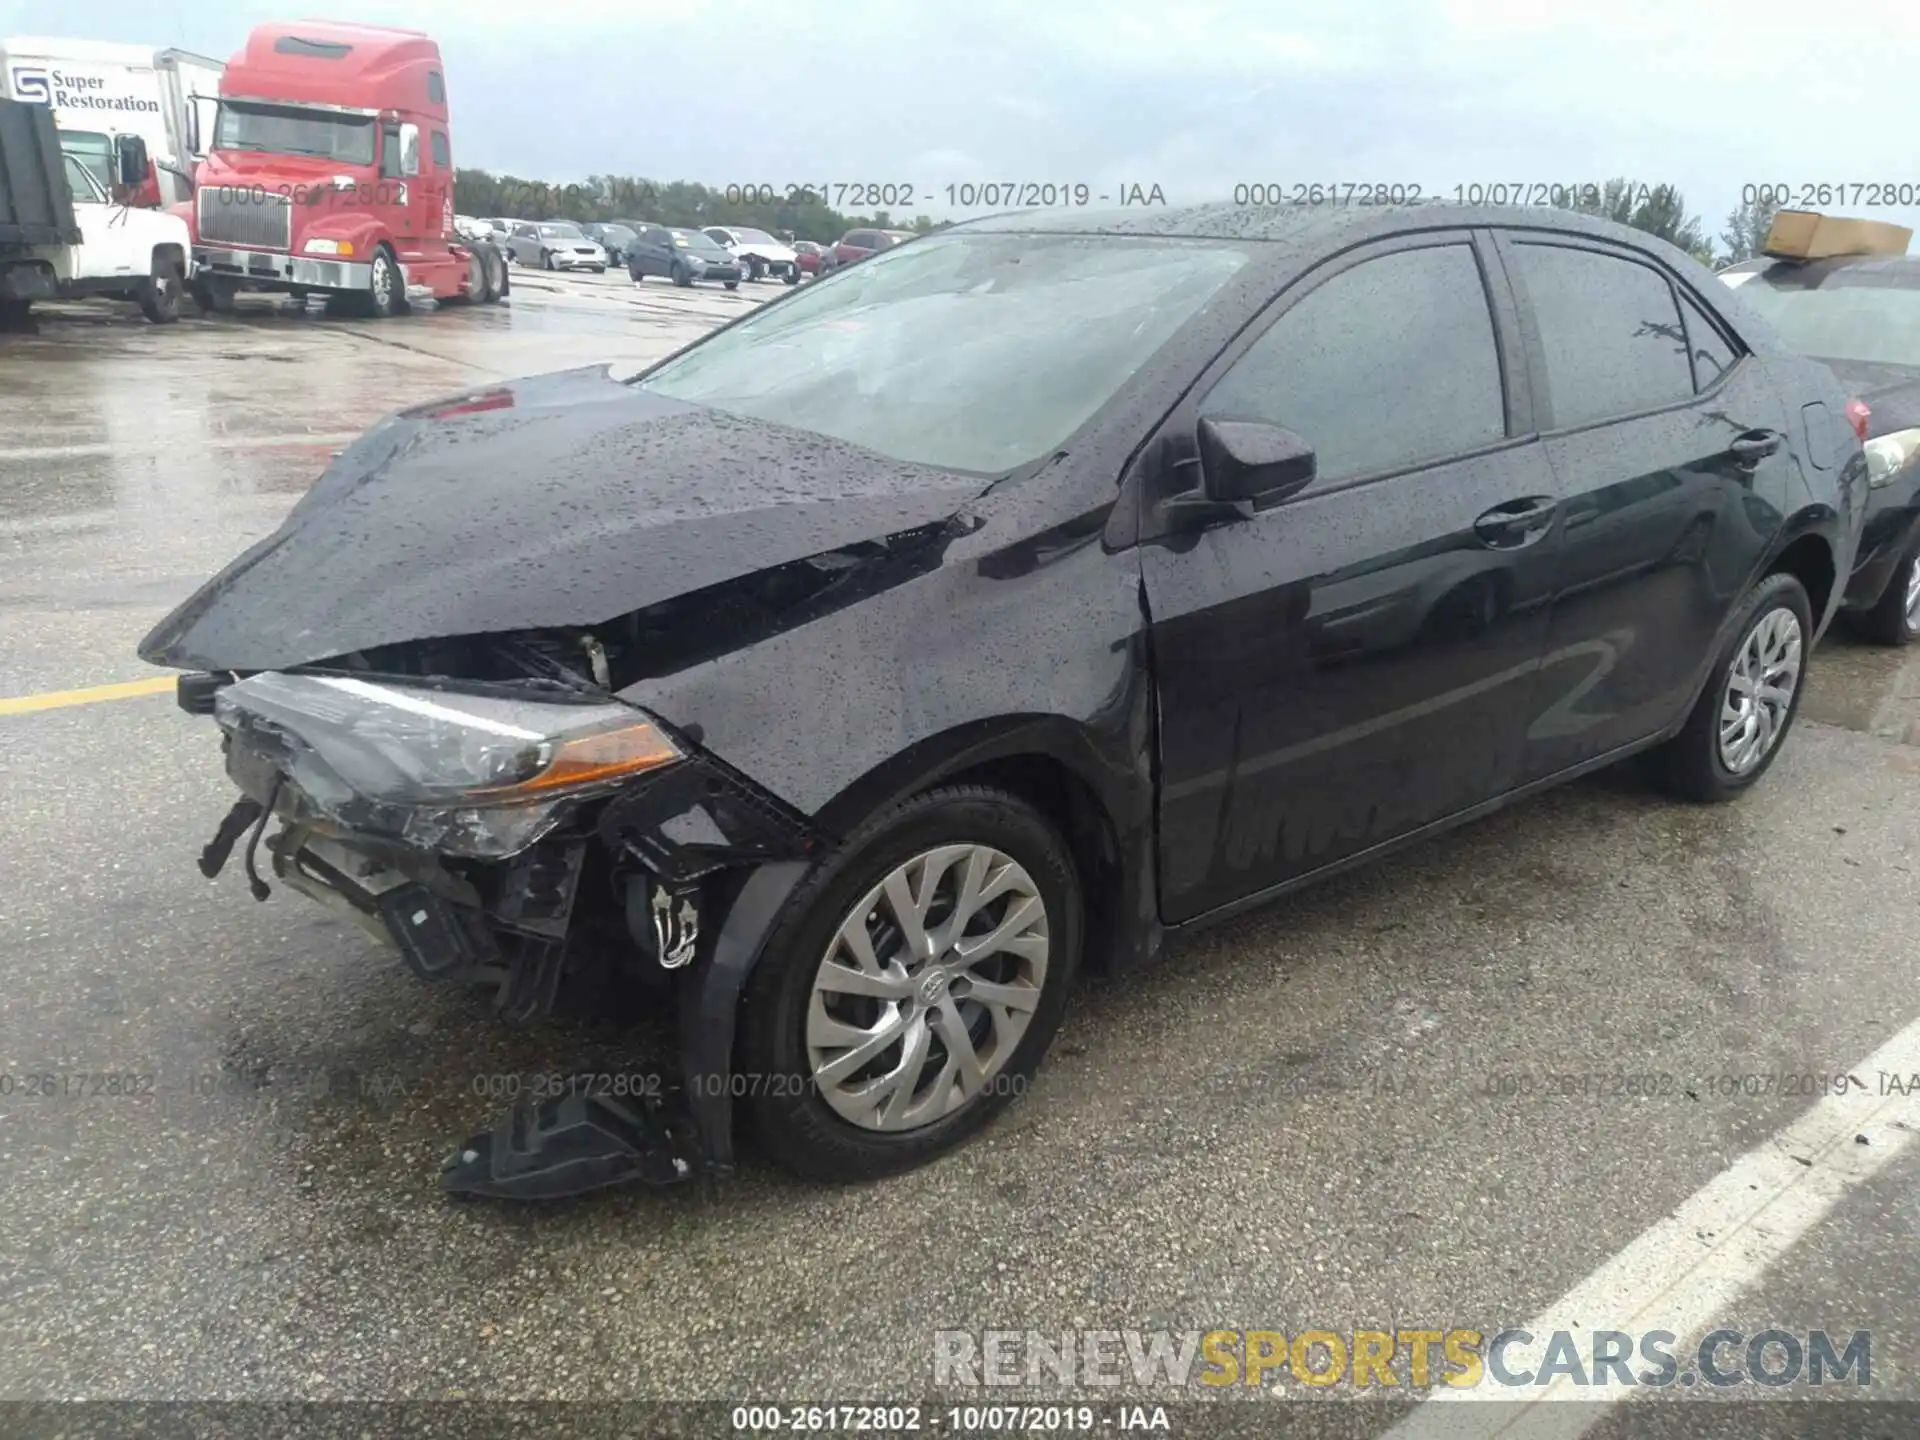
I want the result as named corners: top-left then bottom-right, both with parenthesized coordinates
top-left (214, 672), bottom-right (681, 859)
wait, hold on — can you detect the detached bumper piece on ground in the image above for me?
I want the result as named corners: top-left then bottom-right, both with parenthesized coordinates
top-left (441, 1086), bottom-right (701, 1199)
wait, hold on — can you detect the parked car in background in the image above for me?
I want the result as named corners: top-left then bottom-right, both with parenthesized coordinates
top-left (826, 227), bottom-right (907, 270)
top-left (584, 222), bottom-right (638, 266)
top-left (143, 203), bottom-right (1863, 1196)
top-left (702, 225), bottom-right (800, 284)
top-left (1722, 248), bottom-right (1920, 643)
top-left (505, 220), bottom-right (606, 272)
top-left (627, 224), bottom-right (740, 289)
top-left (792, 239), bottom-right (826, 276)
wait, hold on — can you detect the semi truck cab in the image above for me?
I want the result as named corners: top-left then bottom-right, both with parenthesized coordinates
top-left (187, 21), bottom-right (501, 317)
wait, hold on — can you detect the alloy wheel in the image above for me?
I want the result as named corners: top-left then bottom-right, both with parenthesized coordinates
top-left (1905, 553), bottom-right (1920, 630)
top-left (806, 844), bottom-right (1049, 1132)
top-left (1718, 606), bottom-right (1802, 775)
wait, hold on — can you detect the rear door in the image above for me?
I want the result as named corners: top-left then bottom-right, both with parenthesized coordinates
top-left (1493, 232), bottom-right (1803, 781)
top-left (1142, 230), bottom-right (1562, 922)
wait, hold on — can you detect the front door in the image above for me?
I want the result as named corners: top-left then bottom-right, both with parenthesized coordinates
top-left (1143, 233), bottom-right (1561, 923)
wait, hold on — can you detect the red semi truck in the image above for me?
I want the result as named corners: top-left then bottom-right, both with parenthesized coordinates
top-left (181, 20), bottom-right (504, 317)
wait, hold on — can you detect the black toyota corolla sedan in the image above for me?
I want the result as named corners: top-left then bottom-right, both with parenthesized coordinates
top-left (1720, 252), bottom-right (1920, 643)
top-left (141, 204), bottom-right (1867, 1198)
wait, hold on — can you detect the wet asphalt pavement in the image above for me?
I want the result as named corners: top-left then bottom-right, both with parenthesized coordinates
top-left (2, 264), bottom-right (1918, 1434)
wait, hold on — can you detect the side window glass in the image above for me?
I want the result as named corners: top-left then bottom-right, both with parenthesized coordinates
top-left (379, 124), bottom-right (402, 179)
top-left (1678, 291), bottom-right (1738, 392)
top-left (1510, 243), bottom-right (1695, 428)
top-left (1200, 243), bottom-right (1507, 487)
top-left (430, 130), bottom-right (450, 170)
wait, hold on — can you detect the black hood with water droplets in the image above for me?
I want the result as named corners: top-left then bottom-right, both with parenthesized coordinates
top-left (138, 365), bottom-right (986, 672)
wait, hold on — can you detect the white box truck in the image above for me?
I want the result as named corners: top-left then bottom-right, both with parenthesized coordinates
top-left (0, 37), bottom-right (222, 206)
top-left (0, 95), bottom-right (191, 326)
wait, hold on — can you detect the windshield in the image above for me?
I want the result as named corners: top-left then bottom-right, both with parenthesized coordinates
top-left (732, 227), bottom-right (779, 245)
top-left (540, 222), bottom-right (584, 238)
top-left (673, 229), bottom-right (728, 254)
top-left (214, 100), bottom-right (375, 163)
top-left (637, 232), bottom-right (1250, 473)
top-left (1732, 273), bottom-right (1920, 371)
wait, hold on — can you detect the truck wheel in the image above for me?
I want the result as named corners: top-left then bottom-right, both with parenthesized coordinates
top-left (139, 260), bottom-right (183, 324)
top-left (366, 245), bottom-right (403, 318)
top-left (478, 246), bottom-right (503, 303)
top-left (190, 276), bottom-right (237, 315)
top-left (460, 249), bottom-right (487, 304)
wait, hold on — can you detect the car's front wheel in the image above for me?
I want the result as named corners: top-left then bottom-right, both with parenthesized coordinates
top-left (737, 786), bottom-right (1082, 1183)
top-left (1645, 571), bottom-right (1812, 801)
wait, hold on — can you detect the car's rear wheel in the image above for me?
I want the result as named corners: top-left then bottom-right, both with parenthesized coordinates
top-left (737, 786), bottom-right (1082, 1183)
top-left (1645, 571), bottom-right (1811, 802)
top-left (1850, 537), bottom-right (1920, 646)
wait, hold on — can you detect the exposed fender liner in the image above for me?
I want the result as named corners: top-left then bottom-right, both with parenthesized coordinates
top-left (678, 859), bottom-right (809, 1170)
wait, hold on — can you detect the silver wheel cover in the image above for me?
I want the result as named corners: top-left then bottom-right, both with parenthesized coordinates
top-left (807, 844), bottom-right (1049, 1132)
top-left (1904, 553), bottom-right (1920, 629)
top-left (1718, 605), bottom-right (1802, 775)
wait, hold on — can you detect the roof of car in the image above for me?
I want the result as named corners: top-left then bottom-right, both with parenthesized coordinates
top-left (1719, 253), bottom-right (1920, 288)
top-left (955, 202), bottom-right (1694, 257)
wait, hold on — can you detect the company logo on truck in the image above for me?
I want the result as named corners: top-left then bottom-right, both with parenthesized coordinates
top-left (9, 66), bottom-right (160, 114)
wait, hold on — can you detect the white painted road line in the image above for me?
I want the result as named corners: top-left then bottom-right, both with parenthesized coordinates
top-left (1384, 1015), bottom-right (1920, 1439)
top-left (0, 433), bottom-right (364, 463)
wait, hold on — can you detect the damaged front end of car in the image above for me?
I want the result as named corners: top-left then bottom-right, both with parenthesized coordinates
top-left (169, 528), bottom-right (964, 1199)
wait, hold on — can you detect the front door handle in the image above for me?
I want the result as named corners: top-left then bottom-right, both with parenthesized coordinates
top-left (1728, 429), bottom-right (1784, 466)
top-left (1474, 496), bottom-right (1558, 549)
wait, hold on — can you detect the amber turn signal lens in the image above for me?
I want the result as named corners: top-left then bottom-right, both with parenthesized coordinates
top-left (470, 721), bottom-right (680, 799)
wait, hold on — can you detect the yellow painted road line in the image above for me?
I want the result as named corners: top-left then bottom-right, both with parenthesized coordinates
top-left (0, 675), bottom-right (176, 716)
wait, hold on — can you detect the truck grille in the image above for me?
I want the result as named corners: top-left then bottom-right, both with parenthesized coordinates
top-left (197, 187), bottom-right (293, 251)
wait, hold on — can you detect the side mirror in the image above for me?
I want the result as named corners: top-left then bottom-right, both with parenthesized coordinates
top-left (115, 133), bottom-right (150, 189)
top-left (1197, 416), bottom-right (1316, 507)
top-left (186, 96), bottom-right (207, 156)
top-left (398, 123), bottom-right (421, 177)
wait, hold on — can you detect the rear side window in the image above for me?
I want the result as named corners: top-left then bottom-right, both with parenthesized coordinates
top-left (1200, 243), bottom-right (1507, 487)
top-left (430, 130), bottom-right (450, 170)
top-left (848, 230), bottom-right (879, 247)
top-left (1678, 291), bottom-right (1738, 391)
top-left (1510, 243), bottom-right (1695, 428)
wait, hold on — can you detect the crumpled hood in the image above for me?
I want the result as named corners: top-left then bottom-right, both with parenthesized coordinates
top-left (138, 365), bottom-right (985, 672)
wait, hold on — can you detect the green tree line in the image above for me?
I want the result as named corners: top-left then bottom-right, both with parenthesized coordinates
top-left (455, 167), bottom-right (1781, 266)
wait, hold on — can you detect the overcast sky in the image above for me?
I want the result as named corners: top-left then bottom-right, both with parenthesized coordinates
top-left (11, 0), bottom-right (1920, 239)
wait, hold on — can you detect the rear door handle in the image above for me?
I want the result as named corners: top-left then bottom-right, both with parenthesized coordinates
top-left (1728, 429), bottom-right (1784, 465)
top-left (1474, 496), bottom-right (1558, 549)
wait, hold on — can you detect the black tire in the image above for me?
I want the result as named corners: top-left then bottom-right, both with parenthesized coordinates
top-left (0, 297), bottom-right (31, 329)
top-left (590, 264), bottom-right (605, 274)
top-left (365, 244), bottom-right (403, 318)
top-left (672, 262), bottom-right (691, 288)
top-left (481, 246), bottom-right (505, 302)
top-left (1644, 571), bottom-right (1814, 802)
top-left (724, 280), bottom-right (739, 291)
top-left (191, 276), bottom-right (237, 315)
top-left (736, 785), bottom-right (1083, 1184)
top-left (746, 255), bottom-right (764, 281)
top-left (542, 249), bottom-right (555, 271)
top-left (458, 248), bottom-right (486, 304)
top-left (1848, 537), bottom-right (1920, 646)
top-left (784, 268), bottom-right (800, 285)
top-left (139, 257), bottom-right (182, 323)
